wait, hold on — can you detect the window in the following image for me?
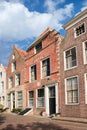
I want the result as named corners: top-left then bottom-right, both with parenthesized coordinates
top-left (12, 54), bottom-right (15, 59)
top-left (42, 58), bottom-right (50, 78)
top-left (0, 72), bottom-right (2, 79)
top-left (15, 74), bottom-right (20, 86)
top-left (75, 23), bottom-right (85, 37)
top-left (1, 81), bottom-right (4, 93)
top-left (35, 42), bottom-right (42, 53)
top-left (9, 77), bottom-right (13, 88)
top-left (17, 91), bottom-right (22, 107)
top-left (29, 91), bottom-right (34, 108)
top-left (31, 65), bottom-right (37, 82)
top-left (37, 88), bottom-right (44, 107)
top-left (64, 47), bottom-right (77, 70)
top-left (65, 77), bottom-right (78, 104)
top-left (12, 61), bottom-right (16, 72)
top-left (8, 94), bottom-right (11, 108)
top-left (83, 41), bottom-right (87, 64)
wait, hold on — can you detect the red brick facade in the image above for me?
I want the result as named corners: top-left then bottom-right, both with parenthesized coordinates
top-left (25, 27), bottom-right (63, 116)
top-left (60, 9), bottom-right (87, 118)
top-left (6, 45), bottom-right (27, 110)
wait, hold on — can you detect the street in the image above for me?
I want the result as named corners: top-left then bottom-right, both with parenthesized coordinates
top-left (0, 113), bottom-right (87, 130)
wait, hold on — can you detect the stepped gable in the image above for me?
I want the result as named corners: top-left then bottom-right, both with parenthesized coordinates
top-left (14, 45), bottom-right (27, 58)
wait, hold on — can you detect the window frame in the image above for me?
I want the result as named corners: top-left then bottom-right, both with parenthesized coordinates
top-left (35, 42), bottom-right (42, 54)
top-left (74, 22), bottom-right (86, 38)
top-left (41, 57), bottom-right (50, 79)
top-left (84, 73), bottom-right (87, 104)
top-left (64, 46), bottom-right (77, 70)
top-left (37, 88), bottom-right (45, 108)
top-left (8, 76), bottom-right (13, 89)
top-left (15, 73), bottom-right (20, 87)
top-left (65, 76), bottom-right (79, 105)
top-left (17, 91), bottom-right (23, 107)
top-left (83, 40), bottom-right (87, 64)
top-left (28, 90), bottom-right (34, 108)
top-left (30, 64), bottom-right (37, 82)
top-left (12, 61), bottom-right (16, 72)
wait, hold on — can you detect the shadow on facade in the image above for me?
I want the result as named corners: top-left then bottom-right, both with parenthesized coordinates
top-left (2, 122), bottom-right (69, 130)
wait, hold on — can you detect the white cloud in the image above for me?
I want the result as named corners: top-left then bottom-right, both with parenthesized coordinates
top-left (44, 0), bottom-right (65, 12)
top-left (0, 0), bottom-right (74, 41)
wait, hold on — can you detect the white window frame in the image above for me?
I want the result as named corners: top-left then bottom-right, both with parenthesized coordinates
top-left (64, 46), bottom-right (78, 70)
top-left (30, 64), bottom-right (37, 82)
top-left (28, 90), bottom-right (34, 108)
top-left (12, 61), bottom-right (16, 72)
top-left (74, 22), bottom-right (86, 38)
top-left (15, 73), bottom-right (20, 87)
top-left (17, 91), bottom-right (22, 107)
top-left (36, 88), bottom-right (45, 108)
top-left (83, 40), bottom-right (87, 64)
top-left (41, 57), bottom-right (50, 79)
top-left (84, 73), bottom-right (87, 104)
top-left (9, 77), bottom-right (13, 89)
top-left (65, 76), bottom-right (79, 105)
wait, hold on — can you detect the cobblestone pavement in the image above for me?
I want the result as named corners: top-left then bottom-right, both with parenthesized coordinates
top-left (0, 113), bottom-right (87, 130)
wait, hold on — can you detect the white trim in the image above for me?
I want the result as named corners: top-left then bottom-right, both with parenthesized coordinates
top-left (65, 75), bottom-right (79, 105)
top-left (84, 73), bottom-right (87, 104)
top-left (83, 40), bottom-right (87, 64)
top-left (45, 83), bottom-right (58, 116)
top-left (65, 14), bottom-right (87, 30)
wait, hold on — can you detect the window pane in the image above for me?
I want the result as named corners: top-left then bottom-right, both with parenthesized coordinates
top-left (65, 47), bottom-right (77, 69)
top-left (66, 77), bottom-right (78, 104)
top-left (42, 58), bottom-right (50, 78)
top-left (29, 91), bottom-right (34, 108)
top-left (31, 65), bottom-right (36, 82)
top-left (37, 89), bottom-right (44, 107)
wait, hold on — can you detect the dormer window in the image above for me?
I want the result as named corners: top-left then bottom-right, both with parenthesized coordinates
top-left (75, 23), bottom-right (85, 37)
top-left (35, 42), bottom-right (42, 53)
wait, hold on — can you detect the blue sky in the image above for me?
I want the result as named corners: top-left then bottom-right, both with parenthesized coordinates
top-left (0, 0), bottom-right (87, 66)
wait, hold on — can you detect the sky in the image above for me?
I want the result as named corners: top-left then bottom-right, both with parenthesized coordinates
top-left (0, 0), bottom-right (87, 66)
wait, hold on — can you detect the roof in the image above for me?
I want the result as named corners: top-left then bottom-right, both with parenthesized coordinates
top-left (0, 64), bottom-right (7, 71)
top-left (26, 27), bottom-right (53, 51)
top-left (63, 8), bottom-right (87, 30)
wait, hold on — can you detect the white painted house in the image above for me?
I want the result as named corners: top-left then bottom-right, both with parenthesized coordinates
top-left (0, 64), bottom-right (7, 108)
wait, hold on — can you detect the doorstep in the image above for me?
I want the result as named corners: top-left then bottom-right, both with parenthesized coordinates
top-left (52, 116), bottom-right (87, 124)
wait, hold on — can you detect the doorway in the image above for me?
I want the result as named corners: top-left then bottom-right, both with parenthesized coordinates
top-left (49, 86), bottom-right (56, 115)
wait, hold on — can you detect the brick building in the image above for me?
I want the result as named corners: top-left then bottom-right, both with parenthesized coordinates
top-left (0, 64), bottom-right (7, 108)
top-left (25, 27), bottom-right (63, 116)
top-left (60, 9), bottom-right (87, 118)
top-left (6, 45), bottom-right (27, 111)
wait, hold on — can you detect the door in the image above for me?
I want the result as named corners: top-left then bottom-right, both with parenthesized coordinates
top-left (49, 86), bottom-right (56, 115)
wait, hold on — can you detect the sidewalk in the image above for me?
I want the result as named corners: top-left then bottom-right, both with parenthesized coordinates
top-left (52, 116), bottom-right (87, 124)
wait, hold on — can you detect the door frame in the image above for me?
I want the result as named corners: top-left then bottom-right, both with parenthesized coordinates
top-left (45, 83), bottom-right (58, 116)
